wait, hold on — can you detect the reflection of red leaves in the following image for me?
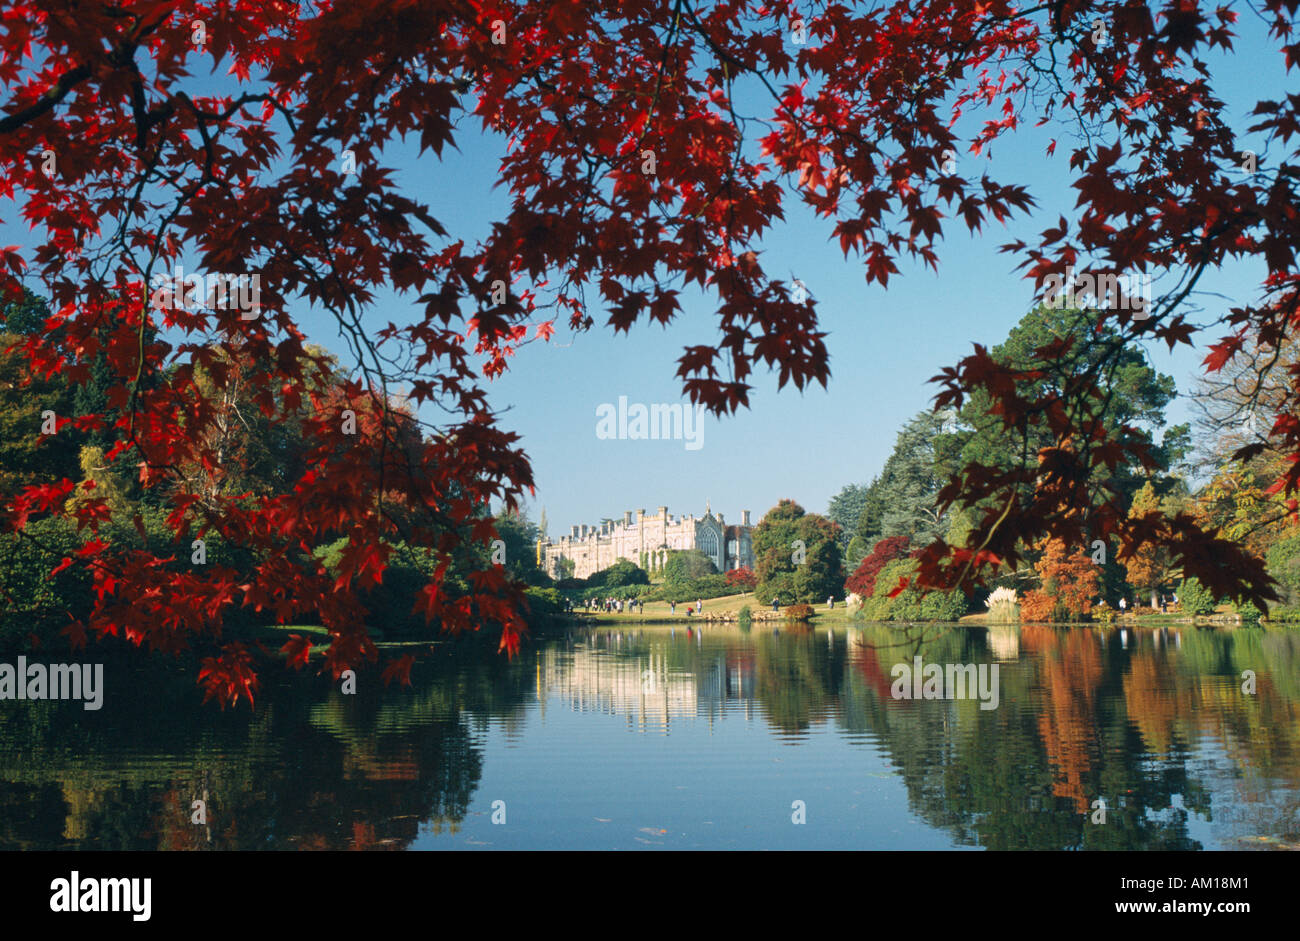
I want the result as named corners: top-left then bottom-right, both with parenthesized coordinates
top-left (381, 654), bottom-right (416, 687)
top-left (61, 620), bottom-right (87, 651)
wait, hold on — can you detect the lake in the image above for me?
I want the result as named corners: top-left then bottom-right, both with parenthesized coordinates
top-left (1, 621), bottom-right (1298, 850)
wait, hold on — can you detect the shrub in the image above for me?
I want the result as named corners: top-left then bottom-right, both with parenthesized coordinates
top-left (577, 583), bottom-right (651, 603)
top-left (646, 573), bottom-right (735, 603)
top-left (1266, 531), bottom-right (1300, 605)
top-left (1233, 599), bottom-right (1263, 623)
top-left (784, 603), bottom-right (815, 622)
top-left (524, 586), bottom-right (564, 619)
top-left (854, 557), bottom-right (968, 622)
top-left (919, 587), bottom-right (970, 621)
top-left (591, 558), bottom-right (649, 588)
top-left (985, 586), bottom-right (1019, 624)
top-left (0, 515), bottom-right (93, 648)
top-left (1177, 577), bottom-right (1216, 616)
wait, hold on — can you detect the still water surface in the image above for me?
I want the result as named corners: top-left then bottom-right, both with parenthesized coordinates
top-left (2, 622), bottom-right (1298, 850)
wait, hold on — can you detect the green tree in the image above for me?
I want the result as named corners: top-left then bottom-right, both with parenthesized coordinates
top-left (876, 410), bottom-right (956, 543)
top-left (662, 549), bottom-right (716, 584)
top-left (490, 507), bottom-right (548, 585)
top-left (0, 289), bottom-right (52, 336)
top-left (1177, 577), bottom-right (1216, 616)
top-left (595, 558), bottom-right (649, 588)
top-left (171, 343), bottom-right (337, 504)
top-left (0, 330), bottom-right (80, 494)
top-left (841, 410), bottom-right (961, 561)
top-left (1265, 531), bottom-right (1300, 606)
top-left (827, 483), bottom-right (869, 550)
top-left (938, 305), bottom-right (1185, 517)
top-left (752, 500), bottom-right (844, 604)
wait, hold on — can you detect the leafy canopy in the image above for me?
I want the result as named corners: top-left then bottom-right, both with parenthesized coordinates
top-left (2, 0), bottom-right (1297, 702)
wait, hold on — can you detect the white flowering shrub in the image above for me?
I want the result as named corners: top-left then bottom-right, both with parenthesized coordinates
top-left (985, 586), bottom-right (1018, 608)
top-left (986, 586), bottom-right (1019, 624)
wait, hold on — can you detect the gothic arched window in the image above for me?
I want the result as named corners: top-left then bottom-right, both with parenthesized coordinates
top-left (699, 527), bottom-right (718, 561)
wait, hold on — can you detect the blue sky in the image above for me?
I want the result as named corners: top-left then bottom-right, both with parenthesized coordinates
top-left (5, 9), bottom-right (1290, 539)
top-left (376, 17), bottom-right (1287, 537)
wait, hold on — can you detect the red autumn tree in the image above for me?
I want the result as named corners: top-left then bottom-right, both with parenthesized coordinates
top-left (1, 0), bottom-right (1296, 704)
top-left (844, 535), bottom-right (911, 597)
top-left (725, 566), bottom-right (757, 591)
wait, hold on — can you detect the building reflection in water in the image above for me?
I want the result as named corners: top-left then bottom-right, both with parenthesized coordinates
top-left (535, 632), bottom-right (757, 732)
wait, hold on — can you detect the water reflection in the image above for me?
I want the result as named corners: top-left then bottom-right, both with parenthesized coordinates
top-left (0, 623), bottom-right (1298, 850)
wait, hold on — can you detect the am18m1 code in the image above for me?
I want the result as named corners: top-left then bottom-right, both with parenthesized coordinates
top-left (1189, 878), bottom-right (1247, 890)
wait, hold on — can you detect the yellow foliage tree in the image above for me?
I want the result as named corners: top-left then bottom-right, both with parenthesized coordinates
top-left (63, 445), bottom-right (133, 523)
top-left (1123, 481), bottom-right (1175, 609)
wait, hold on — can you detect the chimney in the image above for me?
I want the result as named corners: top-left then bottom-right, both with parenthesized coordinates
top-left (742, 510), bottom-right (751, 526)
top-left (580, 524), bottom-right (588, 539)
top-left (570, 525), bottom-right (579, 538)
top-left (624, 511), bottom-right (633, 526)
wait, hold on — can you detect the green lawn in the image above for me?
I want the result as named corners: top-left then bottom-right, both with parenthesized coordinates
top-left (574, 592), bottom-right (860, 624)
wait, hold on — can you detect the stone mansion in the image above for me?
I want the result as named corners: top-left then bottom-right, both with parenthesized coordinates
top-left (540, 504), bottom-right (755, 580)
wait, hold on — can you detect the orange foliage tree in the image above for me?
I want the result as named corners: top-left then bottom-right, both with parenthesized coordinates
top-left (1020, 538), bottom-right (1099, 622)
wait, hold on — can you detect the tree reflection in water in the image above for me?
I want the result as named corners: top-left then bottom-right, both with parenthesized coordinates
top-left (1, 624), bottom-right (1297, 849)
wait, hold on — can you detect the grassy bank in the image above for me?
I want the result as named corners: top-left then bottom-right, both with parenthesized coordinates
top-left (571, 592), bottom-right (863, 625)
